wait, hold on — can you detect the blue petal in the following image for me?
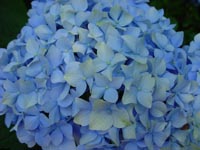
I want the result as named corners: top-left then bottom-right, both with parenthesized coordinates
top-left (125, 142), bottom-right (139, 150)
top-left (26, 61), bottom-right (42, 77)
top-left (17, 79), bottom-right (35, 93)
top-left (91, 86), bottom-right (105, 99)
top-left (170, 31), bottom-right (183, 47)
top-left (24, 115), bottom-right (39, 130)
top-left (122, 87), bottom-right (137, 104)
top-left (34, 25), bottom-right (53, 40)
top-left (75, 80), bottom-right (87, 96)
top-left (153, 131), bottom-right (169, 147)
top-left (71, 0), bottom-right (88, 11)
top-left (51, 69), bottom-right (65, 83)
top-left (170, 109), bottom-right (187, 128)
top-left (137, 91), bottom-right (152, 108)
top-left (104, 88), bottom-right (118, 103)
top-left (118, 11), bottom-right (133, 26)
top-left (144, 134), bottom-right (153, 150)
top-left (16, 92), bottom-right (37, 110)
top-left (145, 7), bottom-right (160, 23)
top-left (51, 128), bottom-right (64, 146)
top-left (46, 45), bottom-right (62, 69)
top-left (152, 33), bottom-right (168, 49)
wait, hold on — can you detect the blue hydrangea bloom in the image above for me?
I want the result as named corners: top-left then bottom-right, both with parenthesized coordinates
top-left (0, 0), bottom-right (200, 149)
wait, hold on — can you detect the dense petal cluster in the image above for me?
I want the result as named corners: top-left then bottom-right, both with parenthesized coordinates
top-left (0, 0), bottom-right (200, 149)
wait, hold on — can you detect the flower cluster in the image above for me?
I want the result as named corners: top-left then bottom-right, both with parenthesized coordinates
top-left (0, 0), bottom-right (200, 149)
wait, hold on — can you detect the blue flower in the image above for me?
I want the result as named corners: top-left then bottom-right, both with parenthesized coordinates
top-left (0, 0), bottom-right (200, 149)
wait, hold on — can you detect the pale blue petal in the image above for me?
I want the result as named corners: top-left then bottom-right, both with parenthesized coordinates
top-left (58, 95), bottom-right (73, 108)
top-left (110, 5), bottom-right (121, 21)
top-left (46, 45), bottom-right (62, 69)
top-left (91, 86), bottom-right (105, 99)
top-left (137, 91), bottom-right (152, 108)
top-left (44, 13), bottom-right (56, 32)
top-left (35, 25), bottom-right (53, 40)
top-left (111, 53), bottom-right (127, 66)
top-left (179, 93), bottom-right (194, 103)
top-left (17, 79), bottom-right (35, 93)
top-left (80, 131), bottom-right (97, 145)
top-left (170, 31), bottom-right (183, 47)
top-left (139, 73), bottom-right (155, 92)
top-left (26, 38), bottom-right (39, 56)
top-left (89, 110), bottom-right (113, 131)
top-left (144, 134), bottom-right (153, 150)
top-left (139, 111), bottom-right (150, 129)
top-left (112, 106), bottom-right (131, 128)
top-left (72, 42), bottom-right (87, 54)
top-left (75, 11), bottom-right (90, 26)
top-left (71, 0), bottom-right (88, 11)
top-left (49, 107), bottom-right (60, 123)
top-left (51, 69), bottom-right (65, 83)
top-left (26, 61), bottom-right (42, 77)
top-left (88, 23), bottom-right (103, 39)
top-left (152, 33), bottom-right (168, 49)
top-left (122, 124), bottom-right (136, 139)
top-left (150, 101), bottom-right (167, 117)
top-left (108, 127), bottom-right (120, 146)
top-left (75, 80), bottom-right (87, 96)
top-left (122, 88), bottom-right (137, 104)
top-left (64, 62), bottom-right (83, 86)
top-left (106, 26), bottom-right (122, 51)
top-left (94, 74), bottom-right (109, 87)
top-left (104, 88), bottom-right (118, 103)
top-left (80, 58), bottom-right (95, 78)
top-left (125, 142), bottom-right (139, 150)
top-left (118, 11), bottom-right (133, 26)
top-left (3, 80), bottom-right (18, 93)
top-left (24, 115), bottom-right (39, 130)
top-left (170, 109), bottom-right (187, 128)
top-left (153, 131), bottom-right (169, 147)
top-left (96, 42), bottom-right (114, 63)
top-left (173, 130), bottom-right (188, 144)
top-left (145, 7), bottom-right (160, 23)
top-left (16, 92), bottom-right (37, 110)
top-left (72, 98), bottom-right (90, 116)
top-left (74, 110), bottom-right (90, 126)
top-left (59, 123), bottom-right (73, 140)
top-left (51, 128), bottom-right (63, 146)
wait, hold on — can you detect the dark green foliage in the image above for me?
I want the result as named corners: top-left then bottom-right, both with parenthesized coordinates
top-left (150, 0), bottom-right (200, 45)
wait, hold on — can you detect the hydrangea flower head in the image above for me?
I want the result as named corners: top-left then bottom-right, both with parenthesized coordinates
top-left (0, 0), bottom-right (200, 149)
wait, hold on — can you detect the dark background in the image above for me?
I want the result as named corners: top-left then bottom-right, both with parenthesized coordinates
top-left (0, 0), bottom-right (200, 149)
